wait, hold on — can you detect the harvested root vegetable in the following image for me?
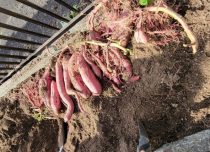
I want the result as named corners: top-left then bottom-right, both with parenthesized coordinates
top-left (61, 54), bottom-right (86, 113)
top-left (87, 0), bottom-right (108, 31)
top-left (88, 0), bottom-right (133, 48)
top-left (86, 40), bottom-right (138, 92)
top-left (90, 52), bottom-right (112, 79)
top-left (63, 62), bottom-right (72, 94)
top-left (134, 12), bottom-right (148, 44)
top-left (77, 52), bottom-right (102, 96)
top-left (85, 41), bottom-right (136, 82)
top-left (50, 80), bottom-right (61, 115)
top-left (38, 67), bottom-right (52, 108)
top-left (55, 62), bottom-right (74, 122)
top-left (83, 48), bottom-right (102, 78)
top-left (59, 48), bottom-right (72, 94)
top-left (109, 48), bottom-right (133, 81)
top-left (68, 52), bottom-right (91, 98)
top-left (22, 75), bottom-right (43, 108)
top-left (87, 30), bottom-right (102, 41)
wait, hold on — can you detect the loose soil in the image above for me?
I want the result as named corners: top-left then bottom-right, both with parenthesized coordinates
top-left (1, 0), bottom-right (210, 151)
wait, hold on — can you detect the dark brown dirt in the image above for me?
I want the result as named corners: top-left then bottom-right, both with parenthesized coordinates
top-left (0, 0), bottom-right (210, 151)
top-left (0, 99), bottom-right (59, 152)
top-left (64, 0), bottom-right (210, 151)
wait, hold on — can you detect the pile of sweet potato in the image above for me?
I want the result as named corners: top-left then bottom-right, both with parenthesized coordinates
top-left (24, 0), bottom-right (198, 122)
top-left (38, 40), bottom-right (138, 122)
top-left (88, 0), bottom-right (197, 53)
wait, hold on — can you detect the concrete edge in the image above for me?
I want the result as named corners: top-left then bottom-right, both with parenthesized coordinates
top-left (155, 129), bottom-right (210, 152)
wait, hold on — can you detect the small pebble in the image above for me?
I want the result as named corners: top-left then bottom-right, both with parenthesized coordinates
top-left (171, 103), bottom-right (178, 108)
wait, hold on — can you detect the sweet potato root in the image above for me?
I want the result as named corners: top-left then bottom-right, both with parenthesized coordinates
top-left (62, 58), bottom-right (86, 113)
top-left (134, 28), bottom-right (148, 44)
top-left (38, 67), bottom-right (52, 108)
top-left (50, 80), bottom-right (61, 115)
top-left (55, 62), bottom-right (74, 122)
top-left (77, 53), bottom-right (102, 96)
top-left (68, 52), bottom-right (91, 98)
top-left (83, 49), bottom-right (102, 78)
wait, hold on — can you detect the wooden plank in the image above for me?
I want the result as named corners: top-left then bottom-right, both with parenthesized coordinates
top-left (0, 35), bottom-right (42, 45)
top-left (16, 0), bottom-right (70, 22)
top-left (0, 45), bottom-right (35, 53)
top-left (54, 0), bottom-right (79, 12)
top-left (0, 22), bottom-right (50, 38)
top-left (0, 6), bottom-right (59, 30)
top-left (0, 3), bottom-right (93, 84)
top-left (0, 4), bottom-right (93, 98)
top-left (0, 53), bottom-right (27, 59)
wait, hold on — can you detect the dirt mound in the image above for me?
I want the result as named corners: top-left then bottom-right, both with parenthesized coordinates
top-left (0, 0), bottom-right (210, 151)
top-left (63, 0), bottom-right (210, 151)
top-left (64, 42), bottom-right (210, 151)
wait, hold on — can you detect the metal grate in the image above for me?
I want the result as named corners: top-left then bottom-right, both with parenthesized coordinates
top-left (0, 0), bottom-right (92, 84)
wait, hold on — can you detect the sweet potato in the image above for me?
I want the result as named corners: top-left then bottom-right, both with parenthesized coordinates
top-left (50, 80), bottom-right (61, 115)
top-left (55, 62), bottom-right (74, 122)
top-left (62, 59), bottom-right (86, 113)
top-left (77, 53), bottom-right (102, 96)
top-left (83, 49), bottom-right (102, 78)
top-left (68, 53), bottom-right (91, 98)
top-left (38, 67), bottom-right (51, 108)
top-left (110, 49), bottom-right (133, 81)
top-left (62, 60), bottom-right (72, 93)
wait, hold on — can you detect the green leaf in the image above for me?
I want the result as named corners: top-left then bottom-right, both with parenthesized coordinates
top-left (139, 0), bottom-right (150, 6)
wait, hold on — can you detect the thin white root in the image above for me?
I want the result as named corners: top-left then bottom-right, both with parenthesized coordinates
top-left (147, 7), bottom-right (198, 54)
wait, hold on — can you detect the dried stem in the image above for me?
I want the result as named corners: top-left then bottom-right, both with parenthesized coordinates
top-left (147, 6), bottom-right (198, 54)
top-left (85, 41), bottom-right (131, 55)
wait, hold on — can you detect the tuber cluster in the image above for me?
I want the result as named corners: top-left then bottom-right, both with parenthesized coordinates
top-left (38, 42), bottom-right (138, 122)
top-left (23, 0), bottom-right (198, 122)
top-left (88, 0), bottom-right (198, 53)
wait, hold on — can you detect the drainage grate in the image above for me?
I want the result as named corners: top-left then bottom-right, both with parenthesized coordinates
top-left (0, 0), bottom-right (92, 84)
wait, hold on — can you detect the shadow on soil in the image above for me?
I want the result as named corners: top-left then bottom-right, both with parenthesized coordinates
top-left (73, 1), bottom-right (210, 151)
top-left (1, 0), bottom-right (210, 151)
top-left (0, 99), bottom-right (59, 152)
top-left (72, 38), bottom-right (210, 152)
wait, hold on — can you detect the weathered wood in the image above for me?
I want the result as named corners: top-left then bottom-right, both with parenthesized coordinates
top-left (0, 22), bottom-right (50, 38)
top-left (0, 4), bottom-right (93, 98)
top-left (0, 45), bottom-right (35, 53)
top-left (54, 0), bottom-right (79, 12)
top-left (0, 6), bottom-right (59, 30)
top-left (16, 0), bottom-right (70, 22)
top-left (0, 35), bottom-right (42, 45)
top-left (0, 3), bottom-right (94, 84)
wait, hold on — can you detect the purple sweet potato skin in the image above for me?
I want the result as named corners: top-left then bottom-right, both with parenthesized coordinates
top-left (55, 62), bottom-right (74, 122)
top-left (77, 54), bottom-right (102, 96)
top-left (50, 80), bottom-right (61, 114)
